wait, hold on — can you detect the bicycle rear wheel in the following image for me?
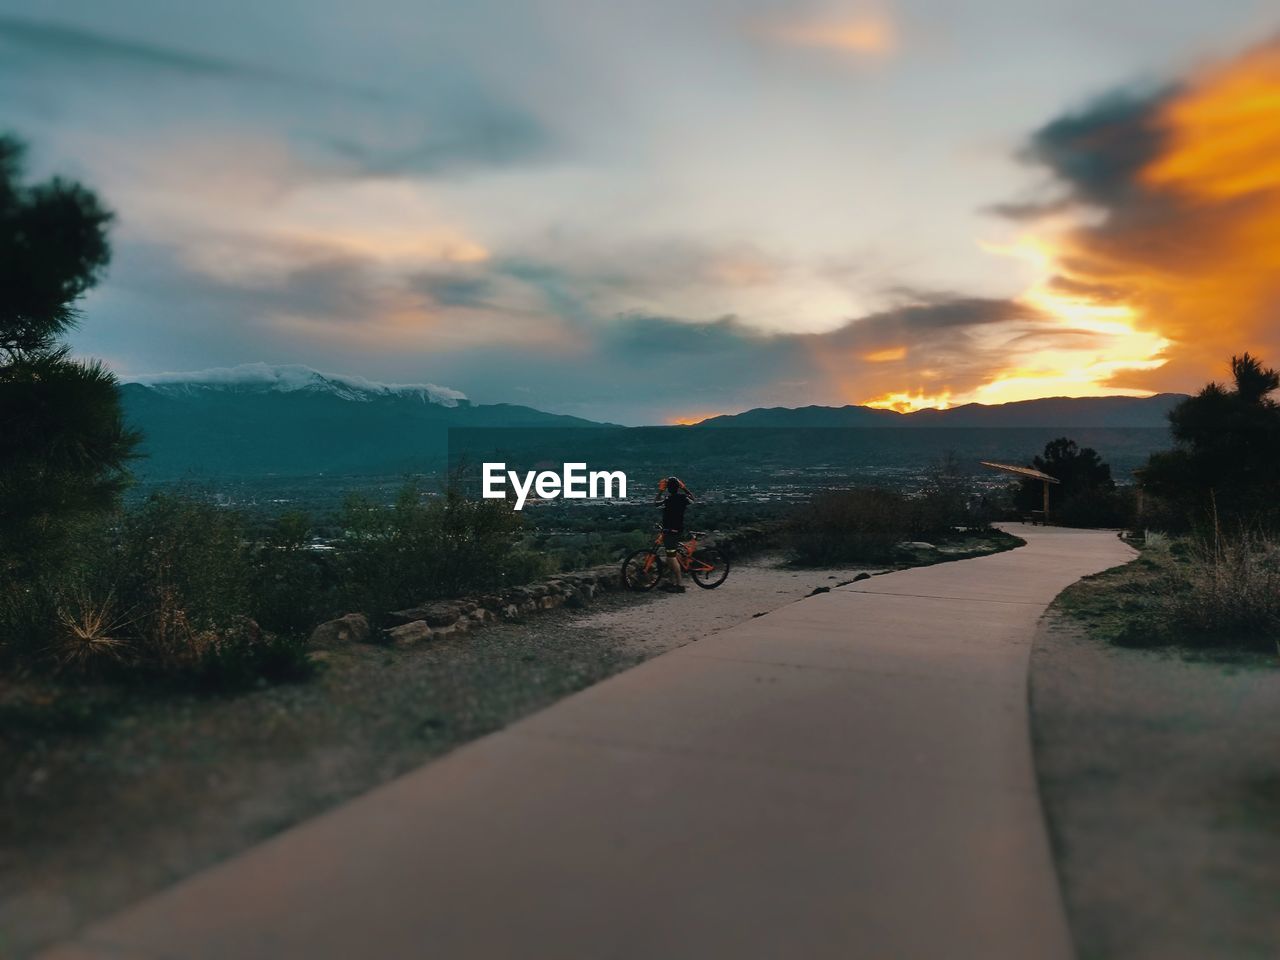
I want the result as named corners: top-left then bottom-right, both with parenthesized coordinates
top-left (621, 548), bottom-right (662, 591)
top-left (689, 547), bottom-right (730, 589)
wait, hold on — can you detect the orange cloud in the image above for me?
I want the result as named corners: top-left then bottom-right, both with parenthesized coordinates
top-left (862, 346), bottom-right (907, 363)
top-left (764, 14), bottom-right (895, 55)
top-left (1005, 39), bottom-right (1280, 397)
top-left (855, 37), bottom-right (1280, 411)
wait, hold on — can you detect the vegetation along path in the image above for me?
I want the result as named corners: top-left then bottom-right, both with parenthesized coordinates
top-left (40, 524), bottom-right (1135, 960)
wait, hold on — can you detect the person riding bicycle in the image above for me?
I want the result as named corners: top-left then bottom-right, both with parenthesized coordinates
top-left (654, 476), bottom-right (694, 592)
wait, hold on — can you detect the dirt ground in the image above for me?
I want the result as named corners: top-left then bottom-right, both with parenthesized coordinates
top-left (0, 553), bottom-right (880, 959)
top-left (1030, 611), bottom-right (1280, 960)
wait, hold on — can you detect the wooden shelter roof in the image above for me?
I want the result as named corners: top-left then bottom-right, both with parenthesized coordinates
top-left (979, 461), bottom-right (1060, 484)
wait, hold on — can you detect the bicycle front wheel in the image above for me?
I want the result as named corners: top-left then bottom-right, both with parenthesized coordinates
top-left (621, 548), bottom-right (662, 591)
top-left (689, 547), bottom-right (730, 589)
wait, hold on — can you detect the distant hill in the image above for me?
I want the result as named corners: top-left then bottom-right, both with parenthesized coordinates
top-left (118, 365), bottom-right (1182, 483)
top-left (695, 394), bottom-right (1186, 429)
top-left (121, 363), bottom-right (610, 480)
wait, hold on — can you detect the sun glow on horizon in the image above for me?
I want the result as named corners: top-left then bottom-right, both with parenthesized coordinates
top-left (860, 38), bottom-right (1280, 413)
top-left (860, 208), bottom-right (1172, 413)
top-left (866, 390), bottom-right (953, 413)
top-left (667, 412), bottom-right (723, 425)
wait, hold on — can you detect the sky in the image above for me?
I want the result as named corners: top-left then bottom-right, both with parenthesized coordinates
top-left (1, 1), bottom-right (1278, 424)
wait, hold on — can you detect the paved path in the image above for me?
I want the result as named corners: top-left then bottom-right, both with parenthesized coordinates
top-left (44, 525), bottom-right (1134, 960)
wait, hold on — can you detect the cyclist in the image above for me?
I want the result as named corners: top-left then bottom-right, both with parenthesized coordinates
top-left (654, 476), bottom-right (694, 592)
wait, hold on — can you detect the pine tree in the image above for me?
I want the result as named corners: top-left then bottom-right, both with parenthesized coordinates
top-left (1140, 353), bottom-right (1280, 528)
top-left (0, 134), bottom-right (140, 578)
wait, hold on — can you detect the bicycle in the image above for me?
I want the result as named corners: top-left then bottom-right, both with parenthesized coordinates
top-left (621, 526), bottom-right (731, 591)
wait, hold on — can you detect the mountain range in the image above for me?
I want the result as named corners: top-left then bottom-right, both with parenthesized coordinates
top-left (119, 363), bottom-right (1183, 480)
top-left (121, 364), bottom-right (609, 479)
top-left (696, 394), bottom-right (1186, 429)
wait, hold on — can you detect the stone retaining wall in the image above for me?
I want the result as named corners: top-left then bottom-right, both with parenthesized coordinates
top-left (308, 524), bottom-right (780, 650)
top-left (309, 563), bottom-right (626, 649)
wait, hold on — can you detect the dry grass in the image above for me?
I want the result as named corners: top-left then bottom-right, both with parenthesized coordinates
top-left (1170, 529), bottom-right (1280, 646)
top-left (1057, 529), bottom-right (1280, 654)
top-left (51, 589), bottom-right (133, 673)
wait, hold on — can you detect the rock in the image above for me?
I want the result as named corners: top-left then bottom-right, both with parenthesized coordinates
top-left (564, 586), bottom-right (593, 609)
top-left (852, 572), bottom-right (871, 582)
top-left (386, 603), bottom-right (461, 627)
top-left (386, 620), bottom-right (432, 646)
top-left (310, 613), bottom-right (370, 648)
top-left (420, 603), bottom-right (462, 627)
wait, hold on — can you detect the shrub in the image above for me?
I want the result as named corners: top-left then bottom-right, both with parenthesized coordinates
top-left (1089, 527), bottom-right (1280, 652)
top-left (249, 511), bottom-right (338, 636)
top-left (786, 487), bottom-right (909, 564)
top-left (1162, 529), bottom-right (1280, 650)
top-left (1057, 485), bottom-right (1135, 529)
top-left (910, 452), bottom-right (975, 535)
top-left (115, 493), bottom-right (250, 672)
top-left (0, 492), bottom-right (312, 688)
top-left (337, 479), bottom-right (533, 619)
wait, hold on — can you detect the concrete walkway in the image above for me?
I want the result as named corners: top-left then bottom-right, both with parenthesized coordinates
top-left (43, 525), bottom-right (1134, 960)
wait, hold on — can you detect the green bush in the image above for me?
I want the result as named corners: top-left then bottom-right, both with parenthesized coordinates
top-left (0, 492), bottom-right (312, 688)
top-left (786, 487), bottom-right (909, 564)
top-left (337, 479), bottom-right (535, 620)
top-left (250, 511), bottom-right (339, 636)
top-left (1161, 530), bottom-right (1280, 650)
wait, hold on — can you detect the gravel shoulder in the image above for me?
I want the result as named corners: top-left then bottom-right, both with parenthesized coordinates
top-left (0, 553), bottom-right (879, 958)
top-left (1030, 609), bottom-right (1280, 960)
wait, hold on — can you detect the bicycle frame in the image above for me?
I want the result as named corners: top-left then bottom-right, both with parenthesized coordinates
top-left (642, 529), bottom-right (716, 577)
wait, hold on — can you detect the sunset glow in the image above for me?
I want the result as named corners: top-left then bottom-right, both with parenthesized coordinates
top-left (862, 346), bottom-right (908, 363)
top-left (866, 391), bottom-right (953, 414)
top-left (18, 3), bottom-right (1280, 424)
top-left (854, 37), bottom-right (1280, 414)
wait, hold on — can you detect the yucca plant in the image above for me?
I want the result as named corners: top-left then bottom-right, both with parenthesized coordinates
top-left (52, 587), bottom-right (134, 674)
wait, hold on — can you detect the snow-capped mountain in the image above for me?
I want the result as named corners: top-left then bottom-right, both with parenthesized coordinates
top-left (128, 362), bottom-right (467, 407)
top-left (118, 362), bottom-right (608, 479)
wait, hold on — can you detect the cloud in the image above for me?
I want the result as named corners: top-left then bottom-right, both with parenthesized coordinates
top-left (758, 12), bottom-right (896, 55)
top-left (0, 14), bottom-right (373, 97)
top-left (998, 36), bottom-right (1280, 393)
top-left (318, 107), bottom-right (552, 178)
top-left (1020, 87), bottom-right (1176, 206)
top-left (414, 293), bottom-right (1043, 420)
top-left (0, 14), bottom-right (554, 179)
top-left (412, 271), bottom-right (496, 309)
